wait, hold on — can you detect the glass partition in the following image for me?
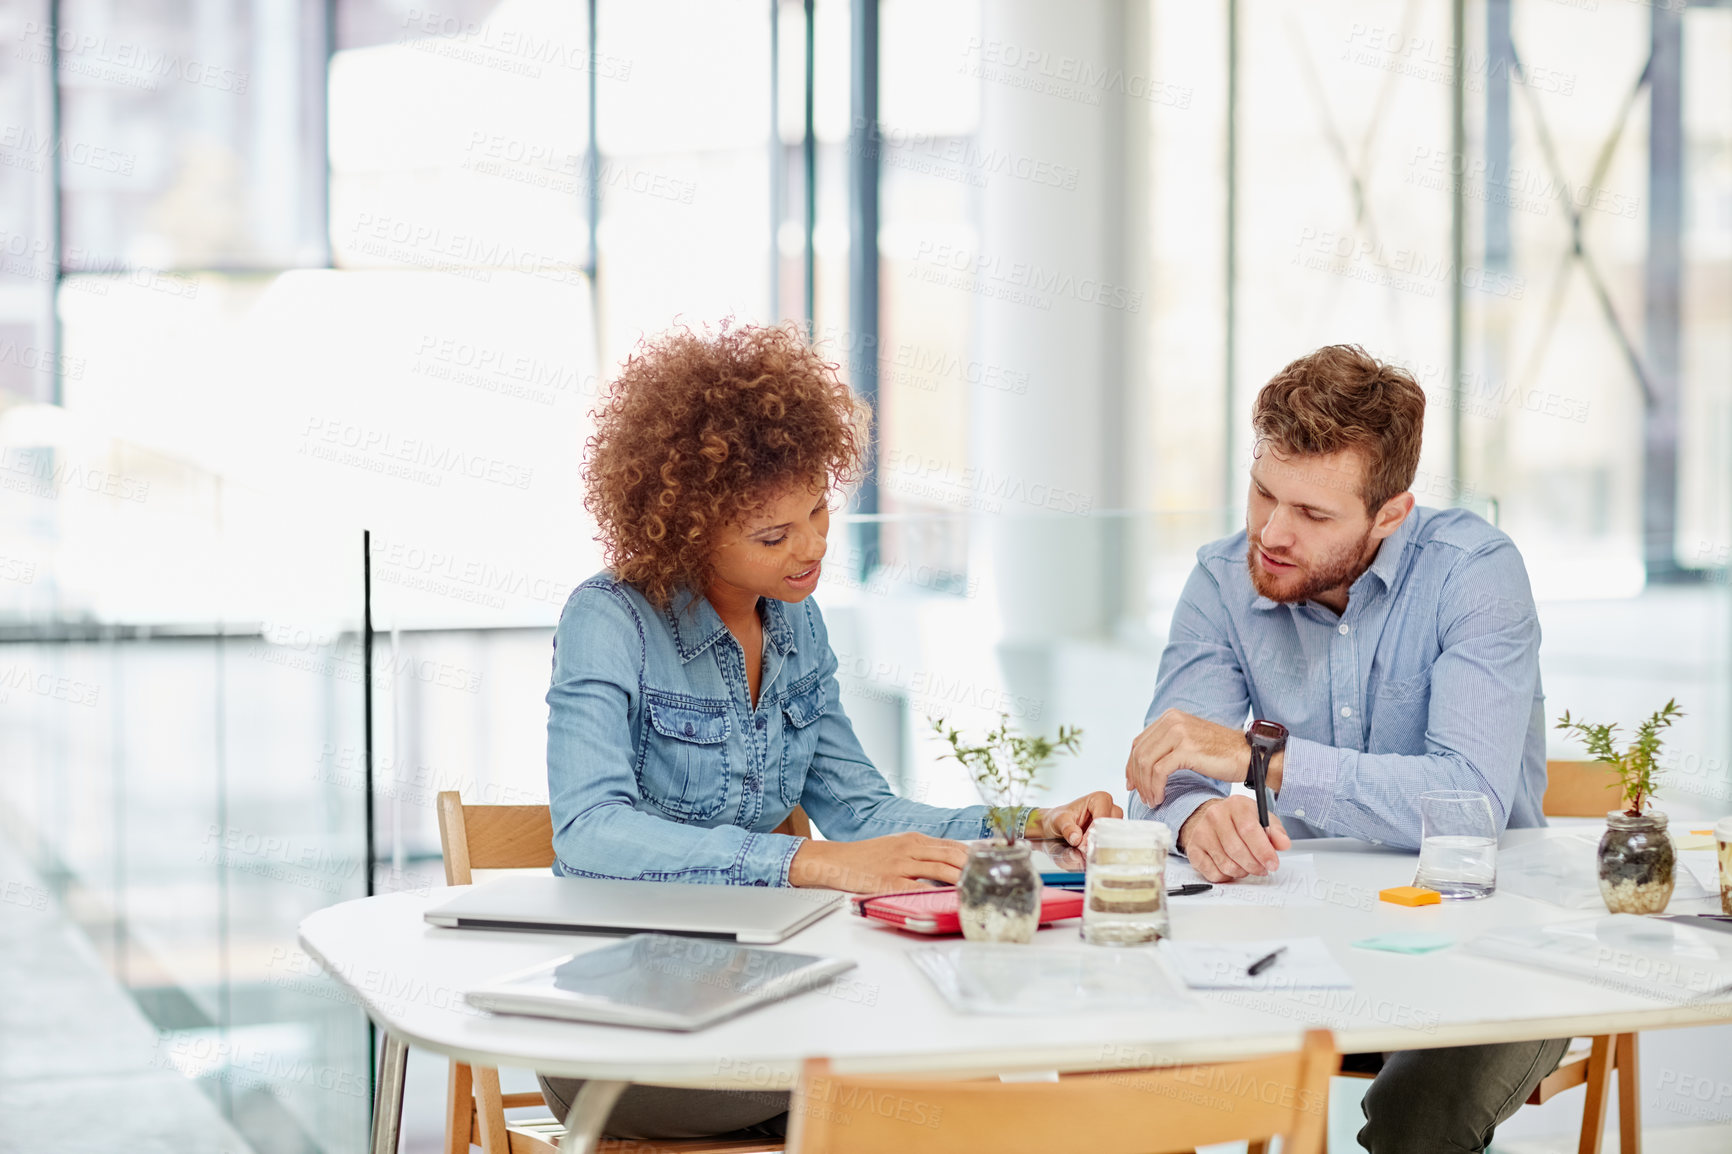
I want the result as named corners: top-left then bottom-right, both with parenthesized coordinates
top-left (371, 507), bottom-right (1732, 884)
top-left (0, 404), bottom-right (370, 1154)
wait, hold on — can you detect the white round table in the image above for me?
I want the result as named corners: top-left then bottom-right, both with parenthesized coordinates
top-left (299, 830), bottom-right (1732, 1153)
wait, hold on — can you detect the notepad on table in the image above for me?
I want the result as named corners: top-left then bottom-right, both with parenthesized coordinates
top-left (1165, 854), bottom-right (1323, 907)
top-left (1162, 937), bottom-right (1352, 991)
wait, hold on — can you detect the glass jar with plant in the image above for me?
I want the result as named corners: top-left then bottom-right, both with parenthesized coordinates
top-left (930, 714), bottom-right (1082, 943)
top-left (1555, 699), bottom-right (1682, 915)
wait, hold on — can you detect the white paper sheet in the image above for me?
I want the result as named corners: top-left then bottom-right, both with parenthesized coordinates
top-left (908, 942), bottom-right (1195, 1015)
top-left (1679, 851), bottom-right (1722, 897)
top-left (1161, 936), bottom-right (1353, 991)
top-left (1166, 853), bottom-right (1324, 907)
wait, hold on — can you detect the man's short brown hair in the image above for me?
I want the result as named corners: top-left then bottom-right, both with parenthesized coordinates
top-left (1251, 344), bottom-right (1426, 513)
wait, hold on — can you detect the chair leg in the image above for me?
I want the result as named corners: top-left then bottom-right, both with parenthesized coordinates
top-left (475, 1066), bottom-right (514, 1154)
top-left (1576, 1035), bottom-right (1615, 1154)
top-left (1614, 1034), bottom-right (1641, 1154)
top-left (446, 1061), bottom-right (475, 1154)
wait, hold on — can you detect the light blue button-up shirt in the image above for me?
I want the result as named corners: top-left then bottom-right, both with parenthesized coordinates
top-left (545, 573), bottom-right (992, 886)
top-left (1130, 507), bottom-right (1548, 849)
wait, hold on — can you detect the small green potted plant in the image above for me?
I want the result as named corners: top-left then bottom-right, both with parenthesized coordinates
top-left (1555, 699), bottom-right (1683, 914)
top-left (930, 713), bottom-right (1082, 943)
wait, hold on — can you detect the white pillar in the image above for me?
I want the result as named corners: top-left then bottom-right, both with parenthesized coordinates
top-left (969, 0), bottom-right (1143, 723)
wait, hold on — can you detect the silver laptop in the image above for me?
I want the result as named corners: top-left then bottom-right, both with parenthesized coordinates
top-left (423, 875), bottom-right (843, 944)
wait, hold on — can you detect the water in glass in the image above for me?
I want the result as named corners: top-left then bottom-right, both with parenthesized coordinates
top-left (1414, 790), bottom-right (1498, 899)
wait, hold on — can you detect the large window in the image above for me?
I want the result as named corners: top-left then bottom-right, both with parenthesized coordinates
top-left (4, 5), bottom-right (1730, 1150)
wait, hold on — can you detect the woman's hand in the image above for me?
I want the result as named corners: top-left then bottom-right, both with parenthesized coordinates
top-left (788, 833), bottom-right (971, 893)
top-left (1026, 791), bottom-right (1123, 845)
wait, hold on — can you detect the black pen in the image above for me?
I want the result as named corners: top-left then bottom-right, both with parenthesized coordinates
top-left (1050, 882), bottom-right (1214, 895)
top-left (1246, 946), bottom-right (1287, 976)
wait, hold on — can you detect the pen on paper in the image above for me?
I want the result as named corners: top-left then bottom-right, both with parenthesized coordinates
top-left (1246, 946), bottom-right (1287, 976)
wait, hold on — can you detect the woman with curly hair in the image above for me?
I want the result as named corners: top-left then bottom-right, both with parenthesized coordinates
top-left (548, 322), bottom-right (1117, 893)
top-left (536, 323), bottom-right (1118, 1138)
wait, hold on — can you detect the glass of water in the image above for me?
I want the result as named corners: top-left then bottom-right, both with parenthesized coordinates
top-left (1082, 818), bottom-right (1170, 945)
top-left (1414, 790), bottom-right (1498, 899)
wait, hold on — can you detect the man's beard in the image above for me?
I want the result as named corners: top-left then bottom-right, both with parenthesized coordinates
top-left (1245, 525), bottom-right (1375, 604)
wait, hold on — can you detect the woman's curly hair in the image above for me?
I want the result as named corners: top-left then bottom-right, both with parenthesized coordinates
top-left (584, 322), bottom-right (868, 609)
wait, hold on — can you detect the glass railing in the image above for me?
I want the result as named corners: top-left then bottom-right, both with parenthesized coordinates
top-left (0, 406), bottom-right (370, 1154)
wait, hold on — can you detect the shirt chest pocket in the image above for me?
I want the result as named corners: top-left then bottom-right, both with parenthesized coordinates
top-left (777, 678), bottom-right (829, 807)
top-left (1371, 671), bottom-right (1431, 735)
top-left (639, 694), bottom-right (731, 821)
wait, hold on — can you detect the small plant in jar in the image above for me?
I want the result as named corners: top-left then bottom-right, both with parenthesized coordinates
top-left (929, 714), bottom-right (1082, 942)
top-left (1555, 699), bottom-right (1682, 914)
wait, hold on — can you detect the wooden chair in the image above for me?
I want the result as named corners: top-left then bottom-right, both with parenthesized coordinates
top-left (435, 791), bottom-right (810, 1154)
top-left (785, 1029), bottom-right (1336, 1154)
top-left (1337, 760), bottom-right (1641, 1154)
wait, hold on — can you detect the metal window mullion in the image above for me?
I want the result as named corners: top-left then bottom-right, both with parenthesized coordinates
top-left (48, 0), bottom-right (64, 406)
top-left (1644, 2), bottom-right (1684, 580)
top-left (1449, 0), bottom-right (1467, 493)
top-left (1223, 0), bottom-right (1238, 527)
top-left (803, 0), bottom-right (816, 328)
top-left (848, 0), bottom-right (879, 574)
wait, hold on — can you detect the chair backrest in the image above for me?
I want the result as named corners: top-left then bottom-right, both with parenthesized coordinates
top-left (785, 1030), bottom-right (1335, 1154)
top-left (434, 791), bottom-right (816, 886)
top-left (436, 792), bottom-right (557, 886)
top-left (1543, 760), bottom-right (1623, 819)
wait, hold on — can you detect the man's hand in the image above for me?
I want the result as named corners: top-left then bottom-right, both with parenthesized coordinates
top-left (788, 833), bottom-right (970, 893)
top-left (1177, 796), bottom-right (1292, 880)
top-left (1125, 709), bottom-right (1254, 807)
top-left (1026, 791), bottom-right (1122, 846)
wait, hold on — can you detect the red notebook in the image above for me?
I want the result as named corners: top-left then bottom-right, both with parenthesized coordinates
top-left (851, 886), bottom-right (1085, 936)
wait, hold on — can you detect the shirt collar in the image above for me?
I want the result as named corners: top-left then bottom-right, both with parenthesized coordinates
top-left (1358, 510), bottom-right (1414, 595)
top-left (665, 587), bottom-right (797, 662)
top-left (761, 596), bottom-right (797, 656)
top-left (666, 587), bottom-right (729, 663)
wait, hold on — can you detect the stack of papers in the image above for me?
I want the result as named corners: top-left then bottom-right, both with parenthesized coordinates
top-left (1161, 937), bottom-right (1352, 991)
top-left (1467, 915), bottom-right (1732, 1003)
top-left (1499, 833), bottom-right (1718, 910)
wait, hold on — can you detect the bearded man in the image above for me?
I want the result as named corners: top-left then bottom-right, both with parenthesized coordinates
top-left (1124, 344), bottom-right (1563, 1154)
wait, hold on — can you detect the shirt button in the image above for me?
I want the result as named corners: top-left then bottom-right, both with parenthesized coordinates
top-left (756, 716), bottom-right (766, 730)
top-left (683, 722), bottom-right (695, 736)
top-left (752, 879), bottom-right (767, 886)
top-left (1338, 623), bottom-right (1350, 635)
top-left (1294, 807), bottom-right (1307, 818)
top-left (1340, 706), bottom-right (1352, 718)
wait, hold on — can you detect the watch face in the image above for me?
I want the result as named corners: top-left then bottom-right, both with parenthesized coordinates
top-left (1248, 719), bottom-right (1288, 742)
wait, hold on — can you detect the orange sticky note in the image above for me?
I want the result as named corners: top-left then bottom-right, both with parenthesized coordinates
top-left (1380, 885), bottom-right (1442, 907)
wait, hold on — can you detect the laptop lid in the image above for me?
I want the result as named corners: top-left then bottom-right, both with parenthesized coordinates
top-left (423, 875), bottom-right (843, 944)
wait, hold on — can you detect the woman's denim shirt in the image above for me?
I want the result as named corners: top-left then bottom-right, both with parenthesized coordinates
top-left (546, 572), bottom-right (991, 886)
